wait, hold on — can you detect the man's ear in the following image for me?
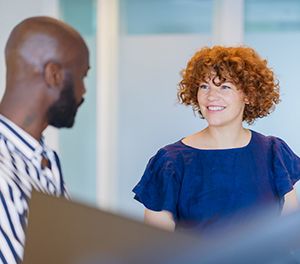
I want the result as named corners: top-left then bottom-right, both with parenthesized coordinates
top-left (44, 62), bottom-right (64, 89)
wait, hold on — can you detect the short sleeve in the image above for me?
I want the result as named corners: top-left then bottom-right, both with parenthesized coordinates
top-left (132, 149), bottom-right (181, 219)
top-left (272, 138), bottom-right (300, 198)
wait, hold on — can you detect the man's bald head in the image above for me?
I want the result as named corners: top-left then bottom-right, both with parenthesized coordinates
top-left (5, 16), bottom-right (88, 75)
top-left (1, 16), bottom-right (90, 137)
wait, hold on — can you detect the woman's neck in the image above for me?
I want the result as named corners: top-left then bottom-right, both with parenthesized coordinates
top-left (202, 126), bottom-right (250, 149)
top-left (183, 124), bottom-right (252, 150)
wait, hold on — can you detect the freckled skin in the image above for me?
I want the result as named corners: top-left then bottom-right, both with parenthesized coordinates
top-left (197, 77), bottom-right (246, 129)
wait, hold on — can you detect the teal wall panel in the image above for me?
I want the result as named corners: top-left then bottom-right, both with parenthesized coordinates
top-left (59, 0), bottom-right (97, 205)
top-left (120, 0), bottom-right (213, 35)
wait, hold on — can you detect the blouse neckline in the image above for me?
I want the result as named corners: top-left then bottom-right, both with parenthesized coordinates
top-left (179, 130), bottom-right (254, 152)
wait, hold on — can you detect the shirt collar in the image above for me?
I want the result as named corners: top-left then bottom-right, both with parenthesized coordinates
top-left (0, 114), bottom-right (44, 159)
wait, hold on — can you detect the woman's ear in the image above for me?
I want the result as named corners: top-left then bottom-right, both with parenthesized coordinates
top-left (44, 61), bottom-right (63, 89)
top-left (244, 97), bottom-right (250, 104)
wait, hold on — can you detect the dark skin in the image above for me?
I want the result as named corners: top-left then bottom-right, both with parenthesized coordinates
top-left (0, 16), bottom-right (90, 140)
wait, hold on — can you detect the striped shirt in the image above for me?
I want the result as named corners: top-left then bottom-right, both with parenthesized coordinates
top-left (0, 115), bottom-right (68, 264)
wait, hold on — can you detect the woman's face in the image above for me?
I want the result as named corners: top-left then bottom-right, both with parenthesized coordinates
top-left (197, 76), bottom-right (247, 128)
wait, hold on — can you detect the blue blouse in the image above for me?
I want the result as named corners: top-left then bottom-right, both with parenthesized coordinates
top-left (133, 130), bottom-right (300, 232)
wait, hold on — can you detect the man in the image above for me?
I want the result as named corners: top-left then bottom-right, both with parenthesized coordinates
top-left (0, 16), bottom-right (89, 263)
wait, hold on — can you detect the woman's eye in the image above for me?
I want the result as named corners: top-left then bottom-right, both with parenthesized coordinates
top-left (221, 85), bottom-right (231, 90)
top-left (199, 84), bottom-right (209, 90)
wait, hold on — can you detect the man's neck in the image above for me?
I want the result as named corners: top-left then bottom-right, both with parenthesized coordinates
top-left (0, 104), bottom-right (46, 141)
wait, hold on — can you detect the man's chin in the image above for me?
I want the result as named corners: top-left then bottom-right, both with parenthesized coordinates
top-left (49, 118), bottom-right (75, 129)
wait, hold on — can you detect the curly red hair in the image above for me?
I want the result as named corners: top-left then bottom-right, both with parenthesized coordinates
top-left (178, 46), bottom-right (280, 124)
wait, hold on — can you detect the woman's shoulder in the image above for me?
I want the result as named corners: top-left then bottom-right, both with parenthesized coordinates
top-left (253, 131), bottom-right (300, 198)
top-left (251, 130), bottom-right (286, 147)
top-left (161, 140), bottom-right (189, 152)
top-left (153, 140), bottom-right (189, 161)
top-left (146, 139), bottom-right (199, 171)
top-left (251, 130), bottom-right (299, 160)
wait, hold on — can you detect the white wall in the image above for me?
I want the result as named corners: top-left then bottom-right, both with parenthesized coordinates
top-left (117, 34), bottom-right (212, 218)
top-left (116, 0), bottom-right (245, 219)
top-left (2, 0), bottom-right (299, 216)
top-left (115, 0), bottom-right (300, 218)
top-left (245, 32), bottom-right (300, 156)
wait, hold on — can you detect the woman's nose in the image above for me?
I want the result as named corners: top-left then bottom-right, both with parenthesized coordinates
top-left (207, 88), bottom-right (220, 101)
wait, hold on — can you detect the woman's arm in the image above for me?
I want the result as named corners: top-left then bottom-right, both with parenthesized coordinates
top-left (282, 189), bottom-right (299, 215)
top-left (144, 209), bottom-right (176, 231)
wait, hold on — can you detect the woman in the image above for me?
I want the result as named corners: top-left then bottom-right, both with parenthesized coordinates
top-left (132, 46), bottom-right (300, 233)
